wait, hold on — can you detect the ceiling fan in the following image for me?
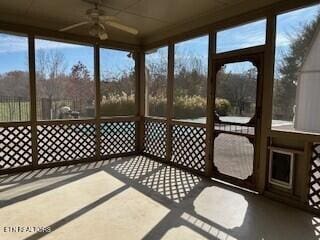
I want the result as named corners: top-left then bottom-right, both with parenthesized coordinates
top-left (59, 2), bottom-right (138, 40)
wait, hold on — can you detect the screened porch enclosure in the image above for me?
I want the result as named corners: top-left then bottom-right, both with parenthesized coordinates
top-left (0, 44), bottom-right (263, 190)
top-left (1, 2), bottom-right (320, 237)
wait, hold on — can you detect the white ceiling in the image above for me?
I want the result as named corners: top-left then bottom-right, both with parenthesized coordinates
top-left (0, 0), bottom-right (283, 45)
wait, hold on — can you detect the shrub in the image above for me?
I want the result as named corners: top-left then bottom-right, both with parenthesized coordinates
top-left (215, 98), bottom-right (231, 116)
top-left (148, 95), bottom-right (166, 117)
top-left (100, 94), bottom-right (231, 118)
top-left (147, 95), bottom-right (207, 119)
top-left (173, 95), bottom-right (206, 119)
top-left (100, 93), bottom-right (135, 116)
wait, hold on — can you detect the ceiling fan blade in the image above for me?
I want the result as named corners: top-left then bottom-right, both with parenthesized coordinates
top-left (59, 21), bottom-right (89, 32)
top-left (98, 23), bottom-right (108, 40)
top-left (104, 21), bottom-right (138, 35)
top-left (99, 15), bottom-right (118, 22)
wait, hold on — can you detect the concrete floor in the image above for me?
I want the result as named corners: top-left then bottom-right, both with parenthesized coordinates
top-left (0, 156), bottom-right (319, 240)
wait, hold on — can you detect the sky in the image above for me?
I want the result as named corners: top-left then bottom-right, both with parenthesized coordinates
top-left (0, 36), bottom-right (135, 76)
top-left (0, 4), bottom-right (319, 75)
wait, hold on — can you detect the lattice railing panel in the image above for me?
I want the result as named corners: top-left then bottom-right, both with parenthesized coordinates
top-left (0, 126), bottom-right (32, 169)
top-left (143, 120), bottom-right (166, 159)
top-left (37, 123), bottom-right (96, 164)
top-left (100, 121), bottom-right (136, 156)
top-left (172, 125), bottom-right (206, 172)
top-left (308, 143), bottom-right (320, 209)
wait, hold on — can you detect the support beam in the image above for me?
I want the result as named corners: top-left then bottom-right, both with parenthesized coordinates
top-left (166, 44), bottom-right (174, 162)
top-left (136, 51), bottom-right (145, 153)
top-left (28, 35), bottom-right (38, 168)
top-left (0, 21), bottom-right (140, 51)
top-left (257, 15), bottom-right (276, 193)
top-left (94, 44), bottom-right (101, 161)
top-left (205, 32), bottom-right (215, 177)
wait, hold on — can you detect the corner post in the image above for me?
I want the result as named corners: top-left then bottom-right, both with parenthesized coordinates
top-left (166, 44), bottom-right (174, 162)
top-left (205, 33), bottom-right (216, 177)
top-left (94, 44), bottom-right (101, 160)
top-left (136, 50), bottom-right (145, 153)
top-left (257, 15), bottom-right (276, 192)
top-left (29, 35), bottom-right (38, 168)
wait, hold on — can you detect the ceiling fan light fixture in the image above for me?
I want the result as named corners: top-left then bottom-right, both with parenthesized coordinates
top-left (59, 2), bottom-right (138, 39)
top-left (98, 29), bottom-right (108, 40)
top-left (89, 24), bottom-right (100, 36)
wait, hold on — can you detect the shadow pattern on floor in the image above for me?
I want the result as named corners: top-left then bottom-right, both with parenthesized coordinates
top-left (0, 156), bottom-right (319, 240)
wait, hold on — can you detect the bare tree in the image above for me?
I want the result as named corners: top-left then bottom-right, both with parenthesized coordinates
top-left (36, 49), bottom-right (68, 100)
top-left (217, 66), bottom-right (257, 116)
